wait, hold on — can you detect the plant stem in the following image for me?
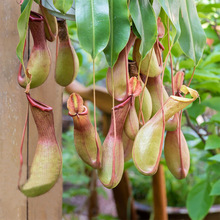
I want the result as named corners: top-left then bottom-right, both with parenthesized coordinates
top-left (92, 59), bottom-right (98, 149)
top-left (184, 110), bottom-right (206, 143)
top-left (18, 104), bottom-right (29, 187)
top-left (187, 66), bottom-right (196, 86)
top-left (111, 67), bottom-right (117, 158)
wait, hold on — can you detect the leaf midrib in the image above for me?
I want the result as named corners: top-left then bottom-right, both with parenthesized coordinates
top-left (91, 0), bottom-right (95, 59)
top-left (110, 0), bottom-right (114, 67)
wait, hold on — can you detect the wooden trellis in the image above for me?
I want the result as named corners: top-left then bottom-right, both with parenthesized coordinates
top-left (0, 2), bottom-right (63, 219)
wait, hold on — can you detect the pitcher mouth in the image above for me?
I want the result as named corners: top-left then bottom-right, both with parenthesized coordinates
top-left (68, 106), bottom-right (88, 117)
top-left (26, 93), bottom-right (52, 111)
top-left (29, 11), bottom-right (44, 22)
top-left (154, 39), bottom-right (163, 68)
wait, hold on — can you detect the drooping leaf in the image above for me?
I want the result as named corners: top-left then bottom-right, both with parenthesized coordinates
top-left (42, 0), bottom-right (75, 20)
top-left (152, 0), bottom-right (161, 17)
top-left (157, 0), bottom-right (181, 42)
top-left (104, 0), bottom-right (130, 67)
top-left (202, 97), bottom-right (220, 111)
top-left (75, 0), bottom-right (110, 59)
top-left (205, 135), bottom-right (220, 150)
top-left (16, 0), bottom-right (33, 67)
top-left (130, 0), bottom-right (157, 59)
top-left (53, 0), bottom-right (73, 14)
top-left (179, 0), bottom-right (206, 65)
top-left (186, 180), bottom-right (214, 220)
top-left (210, 179), bottom-right (220, 196)
top-left (171, 41), bottom-right (184, 57)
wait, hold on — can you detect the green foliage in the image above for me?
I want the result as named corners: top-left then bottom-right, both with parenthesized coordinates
top-left (16, 0), bottom-right (33, 68)
top-left (130, 0), bottom-right (157, 59)
top-left (179, 0), bottom-right (207, 65)
top-left (186, 181), bottom-right (214, 220)
top-left (157, 0), bottom-right (181, 42)
top-left (53, 0), bottom-right (73, 14)
top-left (75, 0), bottom-right (110, 59)
top-left (18, 0), bottom-right (220, 218)
top-left (205, 135), bottom-right (220, 150)
top-left (104, 0), bottom-right (130, 67)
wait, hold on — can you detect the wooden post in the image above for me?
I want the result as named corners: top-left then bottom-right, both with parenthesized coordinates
top-left (0, 2), bottom-right (63, 219)
top-left (112, 171), bottom-right (137, 220)
top-left (152, 164), bottom-right (168, 220)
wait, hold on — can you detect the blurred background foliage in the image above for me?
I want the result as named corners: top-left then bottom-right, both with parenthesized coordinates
top-left (62, 0), bottom-right (220, 219)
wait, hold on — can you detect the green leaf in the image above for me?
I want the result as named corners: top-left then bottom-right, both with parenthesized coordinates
top-left (192, 81), bottom-right (220, 94)
top-left (197, 3), bottom-right (220, 13)
top-left (202, 97), bottom-right (220, 111)
top-left (200, 52), bottom-right (220, 68)
top-left (42, 0), bottom-right (75, 20)
top-left (186, 180), bottom-right (214, 220)
top-left (16, 0), bottom-right (33, 67)
top-left (187, 102), bottom-right (206, 119)
top-left (104, 0), bottom-right (130, 67)
top-left (179, 0), bottom-right (206, 65)
top-left (205, 135), bottom-right (220, 150)
top-left (179, 59), bottom-right (194, 69)
top-left (210, 179), bottom-right (220, 196)
top-left (157, 0), bottom-right (181, 42)
top-left (53, 0), bottom-right (73, 14)
top-left (130, 0), bottom-right (157, 59)
top-left (208, 154), bottom-right (220, 162)
top-left (75, 0), bottom-right (110, 59)
top-left (21, 0), bottom-right (29, 12)
top-left (171, 41), bottom-right (183, 57)
top-left (210, 113), bottom-right (220, 123)
top-left (152, 0), bottom-right (161, 17)
top-left (185, 69), bottom-right (220, 81)
top-left (207, 163), bottom-right (220, 176)
top-left (204, 25), bottom-right (220, 43)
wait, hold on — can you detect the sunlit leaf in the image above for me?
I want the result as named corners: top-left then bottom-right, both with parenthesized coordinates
top-left (197, 3), bottom-right (220, 13)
